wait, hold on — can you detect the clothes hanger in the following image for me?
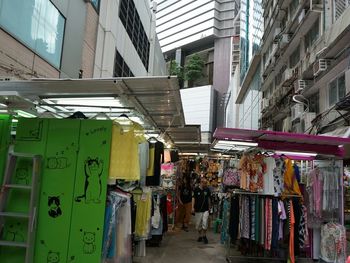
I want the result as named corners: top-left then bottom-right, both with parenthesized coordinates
top-left (91, 112), bottom-right (111, 120)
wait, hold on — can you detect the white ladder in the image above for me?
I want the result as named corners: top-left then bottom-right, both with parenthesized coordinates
top-left (0, 152), bottom-right (42, 263)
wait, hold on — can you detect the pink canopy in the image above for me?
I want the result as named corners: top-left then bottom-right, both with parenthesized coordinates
top-left (213, 128), bottom-right (350, 157)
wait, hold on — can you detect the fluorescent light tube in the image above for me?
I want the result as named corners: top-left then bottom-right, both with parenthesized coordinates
top-left (15, 110), bottom-right (36, 118)
top-left (216, 140), bottom-right (258, 147)
top-left (275, 151), bottom-right (317, 157)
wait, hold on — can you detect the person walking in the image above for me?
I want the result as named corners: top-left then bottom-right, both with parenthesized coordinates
top-left (177, 175), bottom-right (193, 231)
top-left (192, 177), bottom-right (211, 244)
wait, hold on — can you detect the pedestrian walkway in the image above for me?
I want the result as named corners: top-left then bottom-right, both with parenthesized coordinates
top-left (133, 227), bottom-right (226, 263)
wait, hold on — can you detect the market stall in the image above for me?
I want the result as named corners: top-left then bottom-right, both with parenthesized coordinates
top-left (0, 77), bottom-right (199, 263)
top-left (213, 127), bottom-right (350, 263)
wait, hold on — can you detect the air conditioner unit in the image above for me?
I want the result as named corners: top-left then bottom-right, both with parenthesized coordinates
top-left (313, 59), bottom-right (331, 77)
top-left (280, 34), bottom-right (291, 48)
top-left (301, 112), bottom-right (316, 132)
top-left (294, 79), bottom-right (309, 93)
top-left (291, 104), bottom-right (304, 120)
top-left (310, 0), bottom-right (323, 12)
top-left (262, 98), bottom-right (270, 109)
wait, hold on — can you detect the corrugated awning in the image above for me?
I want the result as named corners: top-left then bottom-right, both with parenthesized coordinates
top-left (214, 127), bottom-right (350, 157)
top-left (0, 77), bottom-right (188, 144)
top-left (166, 125), bottom-right (201, 144)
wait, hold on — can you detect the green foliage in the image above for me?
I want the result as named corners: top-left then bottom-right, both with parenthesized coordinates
top-left (184, 54), bottom-right (205, 82)
top-left (169, 60), bottom-right (183, 81)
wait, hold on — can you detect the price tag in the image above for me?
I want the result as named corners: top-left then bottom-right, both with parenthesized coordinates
top-left (141, 193), bottom-right (147, 201)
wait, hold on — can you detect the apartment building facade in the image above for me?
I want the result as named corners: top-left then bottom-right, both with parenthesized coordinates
top-left (259, 0), bottom-right (350, 135)
top-left (0, 0), bottom-right (166, 80)
top-left (154, 0), bottom-right (240, 131)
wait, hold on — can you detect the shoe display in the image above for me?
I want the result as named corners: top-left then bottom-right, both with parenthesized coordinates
top-left (203, 236), bottom-right (208, 244)
top-left (197, 237), bottom-right (203, 242)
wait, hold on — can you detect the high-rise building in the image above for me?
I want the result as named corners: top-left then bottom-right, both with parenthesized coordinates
top-left (259, 0), bottom-right (350, 136)
top-left (0, 0), bottom-right (166, 80)
top-left (234, 0), bottom-right (264, 129)
top-left (154, 0), bottom-right (240, 133)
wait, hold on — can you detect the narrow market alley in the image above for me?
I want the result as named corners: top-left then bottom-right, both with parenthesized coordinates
top-left (134, 227), bottom-right (227, 263)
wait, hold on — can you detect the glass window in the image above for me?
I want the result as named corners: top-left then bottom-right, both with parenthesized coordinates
top-left (113, 50), bottom-right (134, 77)
top-left (308, 92), bottom-right (320, 114)
top-left (338, 74), bottom-right (346, 100)
top-left (91, 0), bottom-right (100, 11)
top-left (329, 79), bottom-right (337, 105)
top-left (0, 0), bottom-right (65, 68)
top-left (289, 45), bottom-right (300, 68)
top-left (329, 73), bottom-right (346, 106)
top-left (119, 0), bottom-right (150, 70)
top-left (304, 18), bottom-right (319, 51)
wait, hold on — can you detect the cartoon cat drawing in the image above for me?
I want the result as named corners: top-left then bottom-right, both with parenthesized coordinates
top-left (75, 158), bottom-right (103, 204)
top-left (83, 232), bottom-right (96, 254)
top-left (15, 168), bottom-right (29, 185)
top-left (48, 196), bottom-right (62, 218)
top-left (47, 251), bottom-right (60, 263)
top-left (4, 222), bottom-right (24, 242)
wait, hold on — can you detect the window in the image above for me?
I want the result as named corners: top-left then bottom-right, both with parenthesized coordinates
top-left (308, 92), bottom-right (320, 114)
top-left (113, 50), bottom-right (134, 77)
top-left (304, 18), bottom-right (319, 52)
top-left (91, 0), bottom-right (100, 11)
top-left (289, 45), bottom-right (300, 68)
top-left (0, 0), bottom-right (65, 68)
top-left (329, 73), bottom-right (346, 106)
top-left (119, 0), bottom-right (150, 70)
top-left (289, 0), bottom-right (299, 18)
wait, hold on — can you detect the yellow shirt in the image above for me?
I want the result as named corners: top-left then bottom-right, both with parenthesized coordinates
top-left (109, 123), bottom-right (140, 181)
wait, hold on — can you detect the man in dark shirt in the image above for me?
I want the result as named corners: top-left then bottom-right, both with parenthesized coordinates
top-left (192, 178), bottom-right (211, 244)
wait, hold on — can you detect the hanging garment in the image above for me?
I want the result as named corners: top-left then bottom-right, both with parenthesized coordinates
top-left (139, 141), bottom-right (149, 187)
top-left (322, 169), bottom-right (339, 212)
top-left (260, 198), bottom-right (265, 245)
top-left (221, 199), bottom-right (230, 244)
top-left (147, 143), bottom-right (155, 176)
top-left (299, 205), bottom-right (309, 249)
top-left (265, 198), bottom-right (273, 251)
top-left (320, 222), bottom-right (346, 263)
top-left (278, 200), bottom-right (287, 240)
top-left (289, 200), bottom-right (295, 263)
top-left (114, 194), bottom-right (132, 263)
top-left (271, 198), bottom-right (279, 249)
top-left (109, 123), bottom-right (141, 181)
top-left (133, 188), bottom-right (152, 239)
top-left (239, 154), bottom-right (251, 191)
top-left (223, 168), bottom-right (240, 187)
top-left (229, 196), bottom-right (240, 243)
top-left (241, 196), bottom-right (250, 239)
top-left (250, 197), bottom-right (256, 241)
top-left (307, 168), bottom-right (323, 219)
top-left (273, 158), bottom-right (285, 195)
top-left (264, 157), bottom-right (276, 195)
top-left (146, 141), bottom-right (164, 186)
top-left (102, 192), bottom-right (125, 260)
top-left (164, 150), bottom-right (171, 163)
top-left (283, 159), bottom-right (302, 197)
